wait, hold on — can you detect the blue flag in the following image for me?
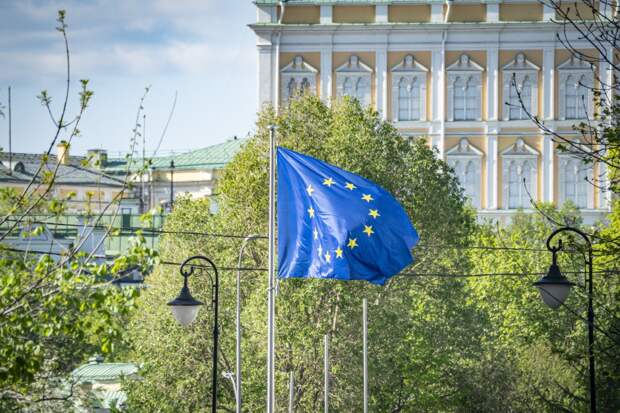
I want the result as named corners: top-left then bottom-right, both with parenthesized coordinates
top-left (277, 147), bottom-right (419, 285)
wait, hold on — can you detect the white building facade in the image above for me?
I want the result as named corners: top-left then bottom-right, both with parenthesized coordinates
top-left (251, 0), bottom-right (614, 222)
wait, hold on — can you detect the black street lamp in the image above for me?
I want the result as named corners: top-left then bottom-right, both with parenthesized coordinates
top-left (534, 226), bottom-right (596, 413)
top-left (167, 255), bottom-right (219, 413)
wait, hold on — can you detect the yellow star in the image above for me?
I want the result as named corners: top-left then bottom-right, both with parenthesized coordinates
top-left (324, 251), bottom-right (331, 263)
top-left (335, 247), bottom-right (343, 259)
top-left (369, 209), bottom-right (380, 219)
top-left (361, 194), bottom-right (374, 202)
top-left (306, 184), bottom-right (315, 196)
top-left (347, 238), bottom-right (358, 249)
top-left (323, 177), bottom-right (335, 187)
top-left (307, 206), bottom-right (315, 218)
top-left (363, 225), bottom-right (374, 237)
top-left (345, 182), bottom-right (357, 191)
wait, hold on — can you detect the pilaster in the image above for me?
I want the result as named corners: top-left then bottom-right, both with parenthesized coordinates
top-left (376, 48), bottom-right (388, 119)
top-left (376, 5), bottom-right (388, 23)
top-left (258, 44), bottom-right (274, 108)
top-left (543, 48), bottom-right (555, 120)
top-left (320, 5), bottom-right (333, 24)
top-left (431, 3), bottom-right (444, 23)
top-left (486, 4), bottom-right (499, 23)
top-left (486, 125), bottom-right (498, 210)
top-left (486, 48), bottom-right (499, 121)
top-left (542, 134), bottom-right (555, 203)
top-left (320, 47), bottom-right (333, 103)
top-left (431, 48), bottom-right (445, 157)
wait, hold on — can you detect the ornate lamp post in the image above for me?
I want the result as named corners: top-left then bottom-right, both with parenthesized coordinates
top-left (533, 227), bottom-right (596, 413)
top-left (167, 255), bottom-right (219, 413)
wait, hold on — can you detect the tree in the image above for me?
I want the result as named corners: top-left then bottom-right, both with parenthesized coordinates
top-left (0, 11), bottom-right (155, 411)
top-left (125, 95), bottom-right (490, 412)
top-left (467, 204), bottom-right (620, 412)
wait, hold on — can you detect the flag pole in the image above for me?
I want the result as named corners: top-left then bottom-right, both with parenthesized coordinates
top-left (324, 334), bottom-right (330, 413)
top-left (267, 124), bottom-right (276, 413)
top-left (363, 298), bottom-right (368, 413)
top-left (288, 371), bottom-right (294, 413)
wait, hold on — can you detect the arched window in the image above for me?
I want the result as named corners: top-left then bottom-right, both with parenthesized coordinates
top-left (562, 158), bottom-right (588, 208)
top-left (355, 77), bottom-right (368, 104)
top-left (507, 160), bottom-right (532, 209)
top-left (287, 78), bottom-right (298, 100)
top-left (453, 77), bottom-right (466, 120)
top-left (509, 76), bottom-right (532, 120)
top-left (397, 77), bottom-right (421, 121)
top-left (565, 75), bottom-right (589, 120)
top-left (343, 77), bottom-right (353, 97)
top-left (300, 78), bottom-right (310, 93)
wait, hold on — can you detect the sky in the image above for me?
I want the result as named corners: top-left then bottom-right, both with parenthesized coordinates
top-left (0, 0), bottom-right (258, 158)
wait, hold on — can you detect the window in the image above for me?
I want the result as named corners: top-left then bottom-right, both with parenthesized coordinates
top-left (507, 160), bottom-right (533, 208)
top-left (336, 55), bottom-right (373, 107)
top-left (564, 75), bottom-right (589, 119)
top-left (501, 138), bottom-right (539, 209)
top-left (508, 75), bottom-right (532, 120)
top-left (558, 56), bottom-right (594, 120)
top-left (447, 54), bottom-right (483, 122)
top-left (503, 53), bottom-right (539, 121)
top-left (446, 138), bottom-right (482, 208)
top-left (280, 55), bottom-right (318, 105)
top-left (559, 156), bottom-right (591, 208)
top-left (391, 55), bottom-right (428, 121)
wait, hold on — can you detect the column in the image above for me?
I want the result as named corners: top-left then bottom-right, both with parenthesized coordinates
top-left (486, 48), bottom-right (499, 121)
top-left (320, 5), bottom-right (332, 24)
top-left (431, 48), bottom-right (445, 157)
top-left (486, 127), bottom-right (498, 210)
top-left (599, 48), bottom-right (613, 209)
top-left (257, 44), bottom-right (274, 108)
top-left (376, 5), bottom-right (388, 23)
top-left (320, 47), bottom-right (332, 103)
top-left (376, 48), bottom-right (388, 119)
top-left (486, 3), bottom-right (500, 23)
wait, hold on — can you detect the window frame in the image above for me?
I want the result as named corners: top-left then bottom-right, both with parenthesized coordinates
top-left (558, 56), bottom-right (595, 121)
top-left (447, 54), bottom-right (484, 122)
top-left (502, 53), bottom-right (540, 121)
top-left (501, 138), bottom-right (539, 209)
top-left (280, 55), bottom-right (319, 105)
top-left (390, 54), bottom-right (428, 122)
top-left (336, 55), bottom-right (373, 107)
top-left (446, 138), bottom-right (483, 208)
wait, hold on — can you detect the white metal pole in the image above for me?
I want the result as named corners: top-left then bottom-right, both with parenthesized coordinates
top-left (288, 371), bottom-right (294, 413)
top-left (363, 298), bottom-right (368, 413)
top-left (237, 235), bottom-right (260, 413)
top-left (324, 334), bottom-right (330, 413)
top-left (267, 125), bottom-right (276, 413)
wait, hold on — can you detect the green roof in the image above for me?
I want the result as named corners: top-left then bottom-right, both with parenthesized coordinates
top-left (104, 137), bottom-right (247, 173)
top-left (72, 361), bottom-right (138, 382)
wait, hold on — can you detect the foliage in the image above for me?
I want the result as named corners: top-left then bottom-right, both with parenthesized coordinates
top-left (467, 204), bottom-right (620, 412)
top-left (125, 95), bottom-right (486, 412)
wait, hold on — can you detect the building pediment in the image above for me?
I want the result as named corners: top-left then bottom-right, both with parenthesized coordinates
top-left (447, 54), bottom-right (484, 72)
top-left (336, 55), bottom-right (373, 74)
top-left (503, 53), bottom-right (540, 72)
top-left (281, 55), bottom-right (318, 74)
top-left (391, 55), bottom-right (428, 73)
top-left (501, 138), bottom-right (539, 157)
top-left (446, 138), bottom-right (484, 157)
top-left (557, 55), bottom-right (594, 72)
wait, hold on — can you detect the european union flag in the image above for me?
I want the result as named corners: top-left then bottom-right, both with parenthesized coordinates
top-left (277, 147), bottom-right (419, 285)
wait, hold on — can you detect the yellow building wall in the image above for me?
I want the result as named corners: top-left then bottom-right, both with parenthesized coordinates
top-left (279, 52), bottom-right (322, 102)
top-left (444, 135), bottom-right (488, 208)
top-left (281, 6), bottom-right (320, 24)
top-left (333, 6), bottom-right (375, 23)
top-left (556, 1), bottom-right (598, 20)
top-left (497, 135), bottom-right (543, 208)
top-left (332, 52), bottom-right (376, 107)
top-left (498, 50), bottom-right (543, 120)
top-left (388, 5), bottom-right (431, 23)
top-left (387, 51), bottom-right (432, 121)
top-left (499, 3), bottom-right (543, 21)
top-left (445, 51), bottom-right (487, 120)
top-left (448, 5), bottom-right (486, 22)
